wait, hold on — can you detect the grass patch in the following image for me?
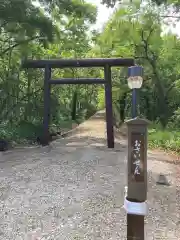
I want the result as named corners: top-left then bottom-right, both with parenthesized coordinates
top-left (148, 125), bottom-right (180, 153)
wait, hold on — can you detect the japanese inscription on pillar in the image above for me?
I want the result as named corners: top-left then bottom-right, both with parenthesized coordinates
top-left (131, 132), bottom-right (145, 182)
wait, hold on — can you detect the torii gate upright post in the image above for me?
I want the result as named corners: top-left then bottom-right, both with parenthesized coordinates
top-left (104, 64), bottom-right (114, 148)
top-left (43, 65), bottom-right (51, 145)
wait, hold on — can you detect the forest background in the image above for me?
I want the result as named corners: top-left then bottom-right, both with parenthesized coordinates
top-left (0, 0), bottom-right (180, 153)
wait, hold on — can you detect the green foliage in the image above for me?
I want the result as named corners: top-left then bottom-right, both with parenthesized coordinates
top-left (0, 0), bottom-right (179, 154)
top-left (0, 121), bottom-right (42, 143)
top-left (148, 126), bottom-right (180, 153)
top-left (0, 0), bottom-right (99, 144)
top-left (97, 88), bottom-right (105, 110)
top-left (96, 2), bottom-right (180, 153)
top-left (169, 108), bottom-right (180, 128)
top-left (96, 2), bottom-right (180, 129)
top-left (101, 0), bottom-right (180, 8)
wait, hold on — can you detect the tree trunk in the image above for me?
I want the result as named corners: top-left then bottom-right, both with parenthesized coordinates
top-left (119, 92), bottom-right (127, 123)
top-left (71, 91), bottom-right (77, 121)
top-left (149, 60), bottom-right (168, 128)
top-left (24, 71), bottom-right (31, 121)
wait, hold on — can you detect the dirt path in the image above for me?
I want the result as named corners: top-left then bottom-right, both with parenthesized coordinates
top-left (0, 111), bottom-right (179, 239)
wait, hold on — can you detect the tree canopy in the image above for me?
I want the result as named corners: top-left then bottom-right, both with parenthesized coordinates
top-left (101, 0), bottom-right (180, 7)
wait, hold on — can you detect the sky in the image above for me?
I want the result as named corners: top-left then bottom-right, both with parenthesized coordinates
top-left (86, 0), bottom-right (180, 36)
top-left (86, 0), bottom-right (115, 30)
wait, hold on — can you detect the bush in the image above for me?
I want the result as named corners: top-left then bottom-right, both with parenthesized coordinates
top-left (0, 123), bottom-right (14, 141)
top-left (148, 126), bottom-right (180, 153)
top-left (0, 121), bottom-right (43, 144)
top-left (169, 108), bottom-right (180, 128)
top-left (0, 119), bottom-right (76, 145)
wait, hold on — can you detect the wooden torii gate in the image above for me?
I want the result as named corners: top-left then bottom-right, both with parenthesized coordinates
top-left (22, 58), bottom-right (134, 148)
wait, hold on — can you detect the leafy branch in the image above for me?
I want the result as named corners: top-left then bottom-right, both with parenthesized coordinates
top-left (0, 36), bottom-right (46, 57)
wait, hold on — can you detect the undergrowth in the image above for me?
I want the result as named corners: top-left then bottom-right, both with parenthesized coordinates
top-left (148, 125), bottom-right (180, 153)
top-left (0, 110), bottom-right (91, 146)
top-left (0, 120), bottom-right (75, 145)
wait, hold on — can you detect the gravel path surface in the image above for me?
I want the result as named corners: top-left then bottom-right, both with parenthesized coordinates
top-left (0, 111), bottom-right (179, 239)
